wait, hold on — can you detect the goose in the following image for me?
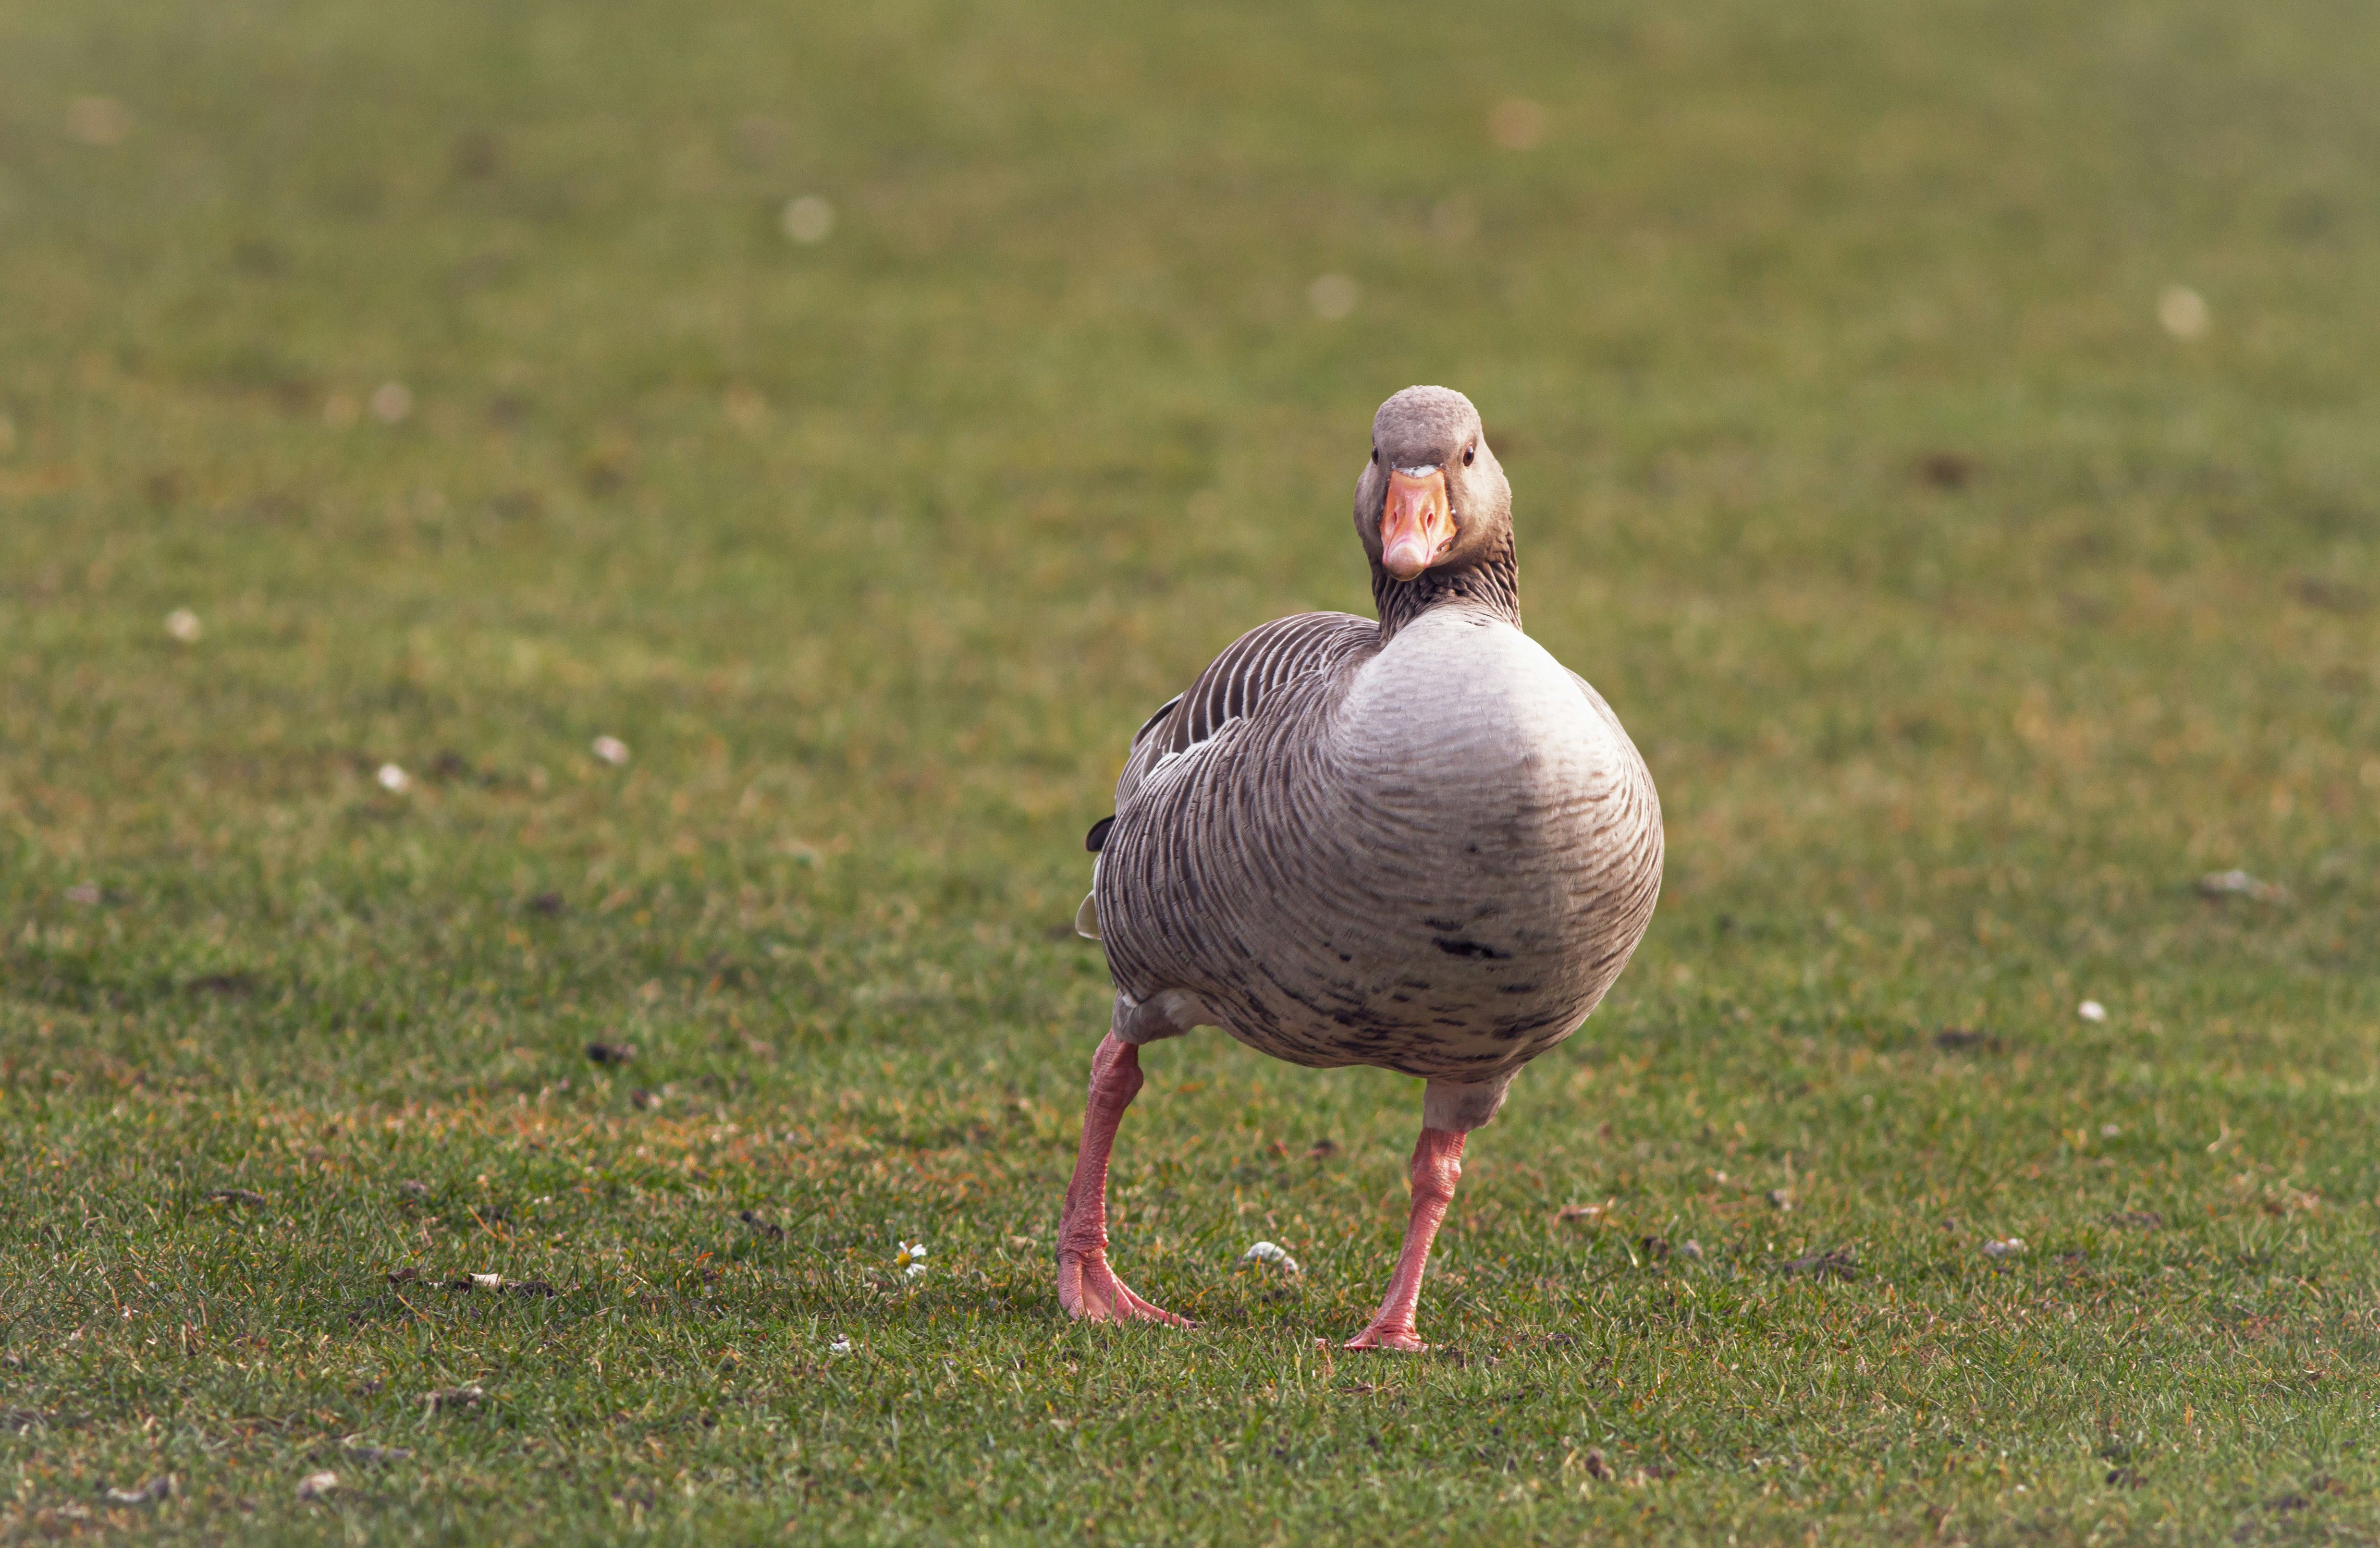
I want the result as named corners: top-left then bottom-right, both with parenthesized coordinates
top-left (1060, 386), bottom-right (1663, 1349)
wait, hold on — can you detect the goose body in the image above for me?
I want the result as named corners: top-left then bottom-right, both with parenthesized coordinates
top-left (1056, 386), bottom-right (1663, 1347)
top-left (1094, 603), bottom-right (1660, 1084)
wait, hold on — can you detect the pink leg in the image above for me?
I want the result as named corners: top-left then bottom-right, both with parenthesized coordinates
top-left (1056, 1034), bottom-right (1190, 1327)
top-left (1343, 1127), bottom-right (1467, 1351)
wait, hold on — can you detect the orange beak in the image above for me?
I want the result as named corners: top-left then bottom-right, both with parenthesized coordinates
top-left (1379, 467), bottom-right (1455, 580)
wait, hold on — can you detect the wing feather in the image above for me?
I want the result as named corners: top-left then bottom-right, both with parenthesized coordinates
top-left (1112, 612), bottom-right (1376, 807)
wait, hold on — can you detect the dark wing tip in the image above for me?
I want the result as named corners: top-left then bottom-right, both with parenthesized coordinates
top-left (1085, 816), bottom-right (1115, 853)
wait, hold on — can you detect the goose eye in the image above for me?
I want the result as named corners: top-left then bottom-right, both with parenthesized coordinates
top-left (1371, 448), bottom-right (1379, 464)
top-left (1463, 444), bottom-right (1476, 466)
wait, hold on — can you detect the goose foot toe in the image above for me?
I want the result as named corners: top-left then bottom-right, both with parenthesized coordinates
top-left (1058, 1251), bottom-right (1191, 1328)
top-left (1342, 1323), bottom-right (1428, 1353)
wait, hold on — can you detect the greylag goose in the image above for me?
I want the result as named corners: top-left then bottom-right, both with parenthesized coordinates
top-left (1060, 386), bottom-right (1663, 1349)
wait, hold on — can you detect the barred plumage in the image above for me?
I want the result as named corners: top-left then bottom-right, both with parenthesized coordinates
top-left (1095, 605), bottom-right (1662, 1085)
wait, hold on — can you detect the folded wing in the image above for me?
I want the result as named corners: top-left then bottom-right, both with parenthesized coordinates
top-left (1114, 612), bottom-right (1379, 809)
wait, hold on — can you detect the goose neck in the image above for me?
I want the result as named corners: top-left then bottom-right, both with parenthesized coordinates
top-left (1373, 536), bottom-right (1520, 642)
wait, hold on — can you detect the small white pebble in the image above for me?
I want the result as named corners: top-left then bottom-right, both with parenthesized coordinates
top-left (590, 735), bottom-right (630, 766)
top-left (2157, 285), bottom-right (2209, 340)
top-left (369, 381), bottom-right (414, 425)
top-left (1307, 273), bottom-right (1358, 321)
top-left (781, 195), bottom-right (835, 244)
top-left (376, 763), bottom-right (412, 794)
top-left (295, 1470), bottom-right (339, 1501)
top-left (827, 1336), bottom-right (853, 1355)
top-left (2077, 1000), bottom-right (2108, 1023)
top-left (471, 1273), bottom-right (503, 1291)
top-left (102, 1478), bottom-right (171, 1505)
top-left (164, 608), bottom-right (202, 642)
top-left (2197, 869), bottom-right (2286, 903)
top-left (1241, 1240), bottom-right (1301, 1272)
top-left (1983, 1237), bottom-right (2026, 1258)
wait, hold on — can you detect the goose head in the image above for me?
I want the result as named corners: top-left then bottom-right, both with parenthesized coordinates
top-left (1352, 386), bottom-right (1513, 584)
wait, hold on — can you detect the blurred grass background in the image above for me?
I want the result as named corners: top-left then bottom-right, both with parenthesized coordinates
top-left (2, 0), bottom-right (2378, 1542)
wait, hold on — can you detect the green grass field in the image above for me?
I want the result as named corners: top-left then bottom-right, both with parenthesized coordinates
top-left (5, 0), bottom-right (2379, 1541)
